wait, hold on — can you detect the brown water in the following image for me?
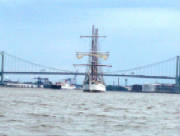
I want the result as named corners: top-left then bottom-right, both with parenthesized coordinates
top-left (0, 88), bottom-right (179, 136)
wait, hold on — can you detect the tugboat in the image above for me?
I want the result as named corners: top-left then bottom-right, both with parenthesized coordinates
top-left (75, 25), bottom-right (111, 92)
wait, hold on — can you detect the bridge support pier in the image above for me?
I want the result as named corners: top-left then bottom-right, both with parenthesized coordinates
top-left (0, 51), bottom-right (4, 85)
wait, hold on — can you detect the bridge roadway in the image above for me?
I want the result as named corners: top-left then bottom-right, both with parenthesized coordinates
top-left (1, 72), bottom-right (175, 80)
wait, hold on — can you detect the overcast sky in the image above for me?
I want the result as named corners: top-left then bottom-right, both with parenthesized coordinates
top-left (0, 0), bottom-right (179, 84)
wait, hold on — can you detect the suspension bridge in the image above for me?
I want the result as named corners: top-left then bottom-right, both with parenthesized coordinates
top-left (0, 51), bottom-right (180, 86)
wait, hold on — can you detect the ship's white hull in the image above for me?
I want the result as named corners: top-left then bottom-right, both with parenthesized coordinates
top-left (83, 83), bottom-right (106, 93)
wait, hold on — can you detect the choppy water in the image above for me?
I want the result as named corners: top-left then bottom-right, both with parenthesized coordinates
top-left (0, 88), bottom-right (179, 136)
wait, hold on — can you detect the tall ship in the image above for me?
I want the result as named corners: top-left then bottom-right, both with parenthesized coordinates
top-left (76, 25), bottom-right (111, 92)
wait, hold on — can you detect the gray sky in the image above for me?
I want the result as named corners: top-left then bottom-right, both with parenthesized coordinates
top-left (0, 0), bottom-right (179, 84)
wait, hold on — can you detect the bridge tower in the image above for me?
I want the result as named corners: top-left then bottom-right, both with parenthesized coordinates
top-left (176, 56), bottom-right (180, 87)
top-left (0, 51), bottom-right (4, 84)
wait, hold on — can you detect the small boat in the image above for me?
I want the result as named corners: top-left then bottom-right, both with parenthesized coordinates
top-left (56, 79), bottom-right (76, 90)
top-left (61, 82), bottom-right (76, 90)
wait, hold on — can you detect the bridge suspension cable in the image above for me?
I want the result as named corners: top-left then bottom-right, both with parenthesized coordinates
top-left (108, 56), bottom-right (177, 78)
top-left (3, 52), bottom-right (73, 73)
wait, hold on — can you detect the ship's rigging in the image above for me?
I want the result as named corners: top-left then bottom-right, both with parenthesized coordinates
top-left (76, 25), bottom-right (111, 84)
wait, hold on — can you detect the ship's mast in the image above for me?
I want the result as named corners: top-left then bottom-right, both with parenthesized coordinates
top-left (79, 25), bottom-right (109, 82)
top-left (91, 26), bottom-right (98, 81)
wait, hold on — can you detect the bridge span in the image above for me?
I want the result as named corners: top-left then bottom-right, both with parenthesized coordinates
top-left (1, 72), bottom-right (175, 80)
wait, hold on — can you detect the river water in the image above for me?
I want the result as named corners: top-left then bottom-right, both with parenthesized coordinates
top-left (0, 88), bottom-right (179, 136)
